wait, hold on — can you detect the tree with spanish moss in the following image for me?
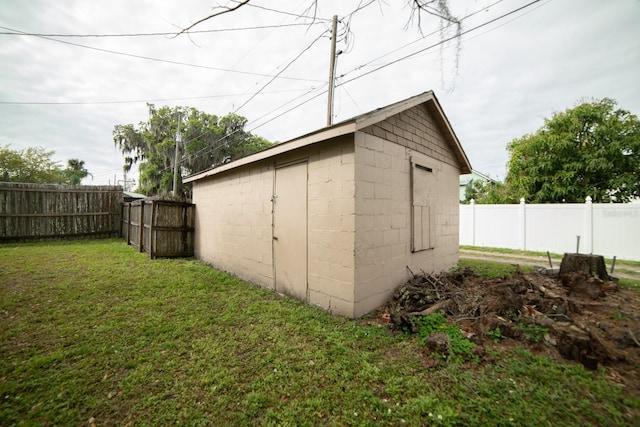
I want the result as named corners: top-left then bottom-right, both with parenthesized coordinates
top-left (113, 104), bottom-right (272, 197)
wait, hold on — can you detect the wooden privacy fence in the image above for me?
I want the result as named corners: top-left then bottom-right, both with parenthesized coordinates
top-left (122, 199), bottom-right (195, 258)
top-left (0, 183), bottom-right (122, 242)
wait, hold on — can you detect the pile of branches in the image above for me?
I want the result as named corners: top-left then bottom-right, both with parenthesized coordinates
top-left (387, 268), bottom-right (480, 332)
top-left (383, 267), bottom-right (635, 371)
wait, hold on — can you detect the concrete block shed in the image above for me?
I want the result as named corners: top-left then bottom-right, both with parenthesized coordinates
top-left (184, 91), bottom-right (472, 318)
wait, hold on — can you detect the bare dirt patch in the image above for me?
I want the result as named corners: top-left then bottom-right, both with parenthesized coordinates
top-left (376, 267), bottom-right (640, 395)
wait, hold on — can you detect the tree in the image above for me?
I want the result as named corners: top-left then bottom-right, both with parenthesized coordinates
top-left (1, 145), bottom-right (62, 183)
top-left (62, 159), bottom-right (92, 185)
top-left (113, 104), bottom-right (273, 197)
top-left (0, 145), bottom-right (92, 185)
top-left (505, 99), bottom-right (640, 203)
top-left (462, 179), bottom-right (510, 204)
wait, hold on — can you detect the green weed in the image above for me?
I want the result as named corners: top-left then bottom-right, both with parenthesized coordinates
top-left (416, 313), bottom-right (477, 363)
top-left (516, 322), bottom-right (549, 343)
top-left (485, 326), bottom-right (504, 343)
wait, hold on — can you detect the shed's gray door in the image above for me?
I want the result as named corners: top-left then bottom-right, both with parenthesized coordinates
top-left (273, 161), bottom-right (308, 301)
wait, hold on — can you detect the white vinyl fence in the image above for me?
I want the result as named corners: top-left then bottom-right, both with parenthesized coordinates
top-left (460, 197), bottom-right (640, 261)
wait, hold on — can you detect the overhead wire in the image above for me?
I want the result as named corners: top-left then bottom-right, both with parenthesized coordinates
top-left (0, 22), bottom-right (322, 38)
top-left (115, 0), bottom-right (545, 177)
top-left (234, 1), bottom-right (333, 22)
top-left (239, 0), bottom-right (546, 134)
top-left (0, 87), bottom-right (315, 106)
top-left (0, 25), bottom-right (323, 83)
top-left (336, 0), bottom-right (544, 88)
top-left (211, 0), bottom-right (320, 112)
top-left (156, 83), bottom-right (328, 175)
top-left (9, 0), bottom-right (547, 180)
top-left (339, 0), bottom-right (505, 77)
top-left (208, 0), bottom-right (547, 165)
top-left (231, 29), bottom-right (329, 114)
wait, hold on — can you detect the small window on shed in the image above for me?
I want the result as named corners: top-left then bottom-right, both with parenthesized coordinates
top-left (411, 159), bottom-right (435, 252)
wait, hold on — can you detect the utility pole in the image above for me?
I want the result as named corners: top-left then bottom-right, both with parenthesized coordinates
top-left (326, 15), bottom-right (338, 126)
top-left (172, 114), bottom-right (182, 197)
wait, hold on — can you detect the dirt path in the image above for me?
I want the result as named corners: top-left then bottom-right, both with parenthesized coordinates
top-left (460, 249), bottom-right (640, 282)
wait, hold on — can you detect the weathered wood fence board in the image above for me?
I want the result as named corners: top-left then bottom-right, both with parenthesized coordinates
top-left (0, 183), bottom-right (122, 242)
top-left (122, 199), bottom-right (195, 259)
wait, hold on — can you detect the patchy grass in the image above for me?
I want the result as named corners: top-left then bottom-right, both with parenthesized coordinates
top-left (1, 239), bottom-right (638, 425)
top-left (460, 246), bottom-right (640, 290)
top-left (456, 258), bottom-right (533, 277)
top-left (461, 245), bottom-right (564, 258)
top-left (461, 245), bottom-right (640, 268)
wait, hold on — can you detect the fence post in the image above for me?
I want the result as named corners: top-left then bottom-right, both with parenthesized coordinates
top-left (149, 201), bottom-right (157, 259)
top-left (138, 201), bottom-right (144, 253)
top-left (519, 198), bottom-right (526, 250)
top-left (585, 196), bottom-right (593, 254)
top-left (470, 198), bottom-right (476, 246)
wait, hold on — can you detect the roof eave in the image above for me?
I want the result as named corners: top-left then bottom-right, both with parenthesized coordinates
top-left (184, 121), bottom-right (357, 183)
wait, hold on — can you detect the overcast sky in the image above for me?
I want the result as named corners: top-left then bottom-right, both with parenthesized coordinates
top-left (1, 0), bottom-right (639, 186)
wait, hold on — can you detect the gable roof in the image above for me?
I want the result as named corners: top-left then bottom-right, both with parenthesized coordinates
top-left (184, 91), bottom-right (471, 183)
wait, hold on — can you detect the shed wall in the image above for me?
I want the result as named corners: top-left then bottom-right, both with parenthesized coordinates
top-left (192, 136), bottom-right (356, 316)
top-left (353, 131), bottom-right (460, 317)
top-left (307, 137), bottom-right (356, 316)
top-left (362, 103), bottom-right (459, 169)
top-left (193, 163), bottom-right (274, 287)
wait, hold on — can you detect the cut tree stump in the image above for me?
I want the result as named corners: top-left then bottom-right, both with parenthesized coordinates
top-left (559, 253), bottom-right (610, 281)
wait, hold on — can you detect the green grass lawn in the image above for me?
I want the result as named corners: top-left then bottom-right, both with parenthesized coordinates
top-left (1, 239), bottom-right (638, 426)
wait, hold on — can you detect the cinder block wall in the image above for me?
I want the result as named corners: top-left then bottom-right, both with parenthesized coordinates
top-left (353, 109), bottom-right (461, 317)
top-left (192, 164), bottom-right (274, 288)
top-left (192, 137), bottom-right (358, 316)
top-left (307, 137), bottom-right (356, 316)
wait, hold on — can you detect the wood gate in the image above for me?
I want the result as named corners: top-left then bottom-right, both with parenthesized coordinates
top-left (122, 199), bottom-right (195, 259)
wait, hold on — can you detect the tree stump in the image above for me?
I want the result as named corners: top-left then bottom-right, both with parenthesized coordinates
top-left (559, 253), bottom-right (610, 281)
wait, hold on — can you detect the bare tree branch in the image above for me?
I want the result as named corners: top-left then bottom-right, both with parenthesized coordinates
top-left (407, 0), bottom-right (461, 34)
top-left (174, 0), bottom-right (251, 38)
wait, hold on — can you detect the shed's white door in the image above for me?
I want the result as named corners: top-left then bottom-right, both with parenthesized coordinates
top-left (273, 162), bottom-right (308, 301)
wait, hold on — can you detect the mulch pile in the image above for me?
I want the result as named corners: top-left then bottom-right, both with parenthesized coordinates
top-left (378, 266), bottom-right (640, 395)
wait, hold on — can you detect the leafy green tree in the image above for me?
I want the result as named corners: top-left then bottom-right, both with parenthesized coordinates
top-left (505, 98), bottom-right (640, 203)
top-left (0, 146), bottom-right (92, 185)
top-left (113, 105), bottom-right (273, 197)
top-left (463, 179), bottom-right (511, 204)
top-left (1, 145), bottom-right (63, 183)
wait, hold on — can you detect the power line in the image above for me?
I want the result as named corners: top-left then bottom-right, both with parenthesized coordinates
top-left (337, 0), bottom-right (545, 87)
top-left (210, 0), bottom-right (319, 113)
top-left (243, 0), bottom-right (546, 135)
top-left (0, 25), bottom-right (324, 83)
top-left (0, 22), bottom-right (321, 38)
top-left (248, 86), bottom-right (328, 133)
top-left (131, 0), bottom-right (548, 174)
top-left (344, 0), bottom-right (505, 73)
top-left (156, 84), bottom-right (328, 173)
top-left (236, 1), bottom-right (332, 22)
top-left (232, 29), bottom-right (328, 114)
top-left (0, 87), bottom-right (315, 106)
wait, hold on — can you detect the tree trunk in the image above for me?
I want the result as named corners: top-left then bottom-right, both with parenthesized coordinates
top-left (559, 253), bottom-right (610, 280)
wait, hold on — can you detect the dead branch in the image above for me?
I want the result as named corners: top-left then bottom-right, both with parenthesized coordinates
top-left (628, 329), bottom-right (640, 347)
top-left (174, 0), bottom-right (250, 38)
top-left (410, 298), bottom-right (451, 316)
top-left (575, 321), bottom-right (626, 362)
top-left (529, 280), bottom-right (565, 301)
